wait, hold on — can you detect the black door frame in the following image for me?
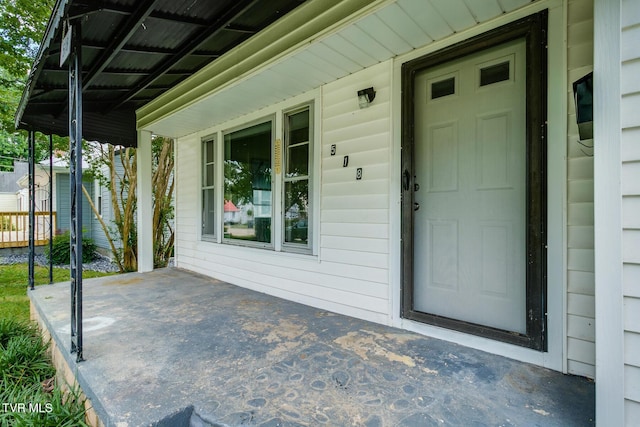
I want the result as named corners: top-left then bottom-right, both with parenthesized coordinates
top-left (401, 11), bottom-right (548, 351)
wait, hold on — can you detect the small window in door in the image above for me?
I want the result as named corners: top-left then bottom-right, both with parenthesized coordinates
top-left (431, 77), bottom-right (455, 99)
top-left (428, 72), bottom-right (458, 101)
top-left (477, 54), bottom-right (514, 88)
top-left (480, 61), bottom-right (510, 86)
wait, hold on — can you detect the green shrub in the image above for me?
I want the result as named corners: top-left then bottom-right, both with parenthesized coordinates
top-left (1, 217), bottom-right (16, 231)
top-left (46, 231), bottom-right (97, 265)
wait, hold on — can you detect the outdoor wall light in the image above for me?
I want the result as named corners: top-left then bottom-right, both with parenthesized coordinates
top-left (573, 72), bottom-right (593, 141)
top-left (357, 87), bottom-right (376, 108)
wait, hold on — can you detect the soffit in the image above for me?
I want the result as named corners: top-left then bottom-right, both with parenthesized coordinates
top-left (142, 0), bottom-right (533, 139)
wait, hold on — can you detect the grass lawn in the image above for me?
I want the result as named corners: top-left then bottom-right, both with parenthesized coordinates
top-left (0, 264), bottom-right (116, 323)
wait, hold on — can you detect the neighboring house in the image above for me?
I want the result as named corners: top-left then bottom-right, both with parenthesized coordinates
top-left (0, 160), bottom-right (52, 248)
top-left (223, 200), bottom-right (240, 224)
top-left (14, 0), bottom-right (640, 424)
top-left (87, 151), bottom-right (128, 256)
top-left (16, 156), bottom-right (113, 254)
top-left (0, 160), bottom-right (27, 211)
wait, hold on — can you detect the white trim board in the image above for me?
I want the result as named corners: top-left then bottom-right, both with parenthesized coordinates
top-left (593, 0), bottom-right (625, 424)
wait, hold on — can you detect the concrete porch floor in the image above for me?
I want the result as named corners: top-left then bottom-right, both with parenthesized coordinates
top-left (29, 268), bottom-right (594, 427)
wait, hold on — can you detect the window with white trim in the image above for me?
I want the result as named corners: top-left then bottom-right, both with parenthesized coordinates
top-left (202, 136), bottom-right (216, 238)
top-left (94, 180), bottom-right (103, 217)
top-left (200, 102), bottom-right (314, 254)
top-left (283, 105), bottom-right (312, 252)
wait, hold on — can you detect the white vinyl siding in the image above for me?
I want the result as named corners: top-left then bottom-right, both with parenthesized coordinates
top-left (173, 62), bottom-right (392, 323)
top-left (321, 61), bottom-right (391, 274)
top-left (566, 0), bottom-right (595, 379)
top-left (91, 155), bottom-right (128, 255)
top-left (621, 0), bottom-right (640, 420)
top-left (0, 194), bottom-right (17, 211)
top-left (91, 179), bottom-right (110, 252)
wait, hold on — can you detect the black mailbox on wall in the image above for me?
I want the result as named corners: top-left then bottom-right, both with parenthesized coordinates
top-left (573, 72), bottom-right (593, 141)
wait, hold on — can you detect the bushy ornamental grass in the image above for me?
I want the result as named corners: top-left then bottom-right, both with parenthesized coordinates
top-left (0, 318), bottom-right (37, 348)
top-left (0, 319), bottom-right (88, 426)
top-left (0, 334), bottom-right (55, 384)
top-left (0, 382), bottom-right (88, 427)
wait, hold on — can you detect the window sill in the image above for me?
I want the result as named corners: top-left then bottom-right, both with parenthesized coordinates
top-left (199, 238), bottom-right (317, 261)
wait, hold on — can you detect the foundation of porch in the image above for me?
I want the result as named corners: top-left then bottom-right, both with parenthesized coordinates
top-left (29, 268), bottom-right (594, 426)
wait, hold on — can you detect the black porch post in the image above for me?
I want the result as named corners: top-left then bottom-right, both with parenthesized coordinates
top-left (68, 22), bottom-right (84, 362)
top-left (28, 130), bottom-right (35, 291)
top-left (49, 134), bottom-right (53, 285)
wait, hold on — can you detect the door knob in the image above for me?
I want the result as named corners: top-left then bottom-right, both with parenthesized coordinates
top-left (414, 202), bottom-right (420, 211)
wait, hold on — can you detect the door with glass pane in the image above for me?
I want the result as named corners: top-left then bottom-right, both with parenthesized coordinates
top-left (413, 39), bottom-right (527, 333)
top-left (401, 13), bottom-right (547, 350)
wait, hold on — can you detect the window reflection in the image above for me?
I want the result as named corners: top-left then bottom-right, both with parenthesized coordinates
top-left (284, 180), bottom-right (308, 244)
top-left (284, 109), bottom-right (310, 246)
top-left (224, 121), bottom-right (272, 243)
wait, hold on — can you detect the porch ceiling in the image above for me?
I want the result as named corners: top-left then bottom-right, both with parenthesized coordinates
top-left (16, 0), bottom-right (534, 146)
top-left (141, 0), bottom-right (533, 138)
top-left (14, 0), bottom-right (307, 146)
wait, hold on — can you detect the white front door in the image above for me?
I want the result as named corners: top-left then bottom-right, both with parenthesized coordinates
top-left (413, 38), bottom-right (527, 333)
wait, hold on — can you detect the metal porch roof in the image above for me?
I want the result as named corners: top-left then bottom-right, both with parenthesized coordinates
top-left (14, 0), bottom-right (307, 147)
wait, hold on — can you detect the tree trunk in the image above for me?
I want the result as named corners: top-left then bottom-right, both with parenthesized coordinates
top-left (91, 138), bottom-right (174, 272)
top-left (151, 138), bottom-right (174, 267)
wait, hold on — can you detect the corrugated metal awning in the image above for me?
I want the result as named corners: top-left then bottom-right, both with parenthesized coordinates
top-left (15, 0), bottom-right (307, 147)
